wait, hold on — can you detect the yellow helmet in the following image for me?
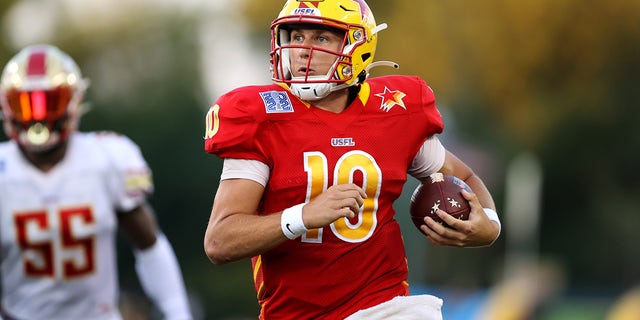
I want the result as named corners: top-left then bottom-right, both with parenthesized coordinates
top-left (270, 0), bottom-right (394, 100)
top-left (0, 44), bottom-right (88, 152)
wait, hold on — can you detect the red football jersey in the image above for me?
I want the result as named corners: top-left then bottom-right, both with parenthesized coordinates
top-left (205, 75), bottom-right (444, 319)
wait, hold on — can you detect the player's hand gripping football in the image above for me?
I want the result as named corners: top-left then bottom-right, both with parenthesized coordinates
top-left (420, 188), bottom-right (500, 247)
top-left (302, 184), bottom-right (367, 229)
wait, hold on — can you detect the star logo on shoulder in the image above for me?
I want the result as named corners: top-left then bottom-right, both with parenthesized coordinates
top-left (375, 86), bottom-right (407, 112)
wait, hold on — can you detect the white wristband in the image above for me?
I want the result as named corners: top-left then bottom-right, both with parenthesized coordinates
top-left (483, 208), bottom-right (502, 239)
top-left (281, 203), bottom-right (308, 239)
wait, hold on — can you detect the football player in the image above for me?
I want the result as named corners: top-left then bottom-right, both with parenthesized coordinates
top-left (203, 0), bottom-right (501, 319)
top-left (0, 44), bottom-right (192, 320)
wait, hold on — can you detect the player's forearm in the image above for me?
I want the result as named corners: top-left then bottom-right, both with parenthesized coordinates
top-left (464, 174), bottom-right (496, 210)
top-left (204, 212), bottom-right (287, 265)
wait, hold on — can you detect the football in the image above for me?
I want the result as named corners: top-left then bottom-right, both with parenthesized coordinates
top-left (410, 173), bottom-right (472, 231)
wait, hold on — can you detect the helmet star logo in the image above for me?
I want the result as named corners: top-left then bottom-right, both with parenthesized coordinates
top-left (375, 86), bottom-right (406, 112)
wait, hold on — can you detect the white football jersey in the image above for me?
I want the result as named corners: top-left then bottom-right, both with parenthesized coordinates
top-left (0, 132), bottom-right (153, 320)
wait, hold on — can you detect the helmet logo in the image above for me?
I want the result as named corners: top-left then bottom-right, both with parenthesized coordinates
top-left (375, 86), bottom-right (406, 112)
top-left (293, 8), bottom-right (319, 15)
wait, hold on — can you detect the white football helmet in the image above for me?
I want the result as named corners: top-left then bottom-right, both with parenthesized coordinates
top-left (0, 44), bottom-right (88, 152)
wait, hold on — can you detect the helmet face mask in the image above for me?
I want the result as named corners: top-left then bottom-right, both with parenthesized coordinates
top-left (270, 0), bottom-right (381, 100)
top-left (0, 45), bottom-right (87, 153)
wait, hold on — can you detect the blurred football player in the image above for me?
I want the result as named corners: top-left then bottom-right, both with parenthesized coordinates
top-left (203, 0), bottom-right (501, 319)
top-left (0, 44), bottom-right (192, 320)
